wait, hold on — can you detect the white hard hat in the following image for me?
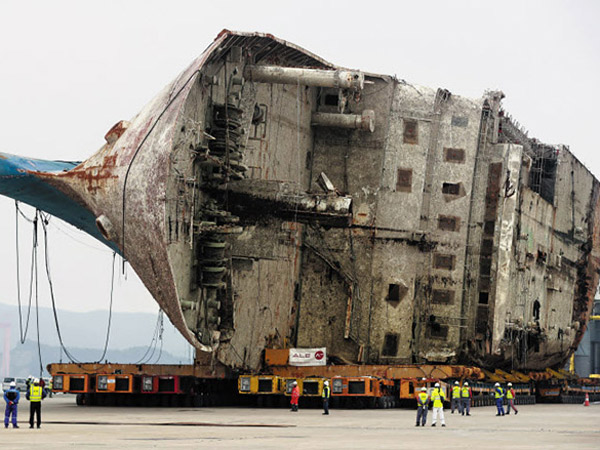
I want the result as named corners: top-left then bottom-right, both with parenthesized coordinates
top-left (454, 381), bottom-right (459, 385)
top-left (9, 381), bottom-right (16, 387)
top-left (421, 387), bottom-right (427, 391)
top-left (463, 382), bottom-right (469, 386)
top-left (324, 380), bottom-right (329, 385)
top-left (434, 382), bottom-right (440, 387)
top-left (34, 378), bottom-right (40, 384)
top-left (507, 382), bottom-right (512, 386)
top-left (292, 381), bottom-right (297, 386)
top-left (494, 382), bottom-right (500, 387)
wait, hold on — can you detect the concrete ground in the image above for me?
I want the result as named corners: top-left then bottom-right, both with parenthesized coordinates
top-left (2, 396), bottom-right (599, 449)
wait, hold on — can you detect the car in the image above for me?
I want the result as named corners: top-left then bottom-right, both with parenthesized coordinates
top-left (2, 377), bottom-right (15, 392)
top-left (15, 378), bottom-right (28, 392)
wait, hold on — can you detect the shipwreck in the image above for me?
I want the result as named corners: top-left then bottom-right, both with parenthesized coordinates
top-left (0, 30), bottom-right (598, 372)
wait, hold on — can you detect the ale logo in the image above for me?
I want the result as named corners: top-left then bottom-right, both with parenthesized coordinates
top-left (315, 351), bottom-right (324, 360)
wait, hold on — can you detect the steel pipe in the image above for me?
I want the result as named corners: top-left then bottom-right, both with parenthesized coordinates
top-left (244, 65), bottom-right (364, 90)
top-left (312, 110), bottom-right (375, 132)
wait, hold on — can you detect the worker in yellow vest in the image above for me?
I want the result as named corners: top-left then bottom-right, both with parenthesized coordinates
top-left (451, 381), bottom-right (461, 414)
top-left (430, 382), bottom-right (446, 427)
top-left (26, 378), bottom-right (46, 428)
top-left (461, 382), bottom-right (472, 416)
top-left (493, 382), bottom-right (505, 416)
top-left (505, 382), bottom-right (518, 415)
top-left (415, 387), bottom-right (429, 426)
top-left (322, 380), bottom-right (331, 415)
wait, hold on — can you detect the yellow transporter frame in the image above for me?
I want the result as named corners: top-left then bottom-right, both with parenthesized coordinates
top-left (282, 377), bottom-right (327, 397)
top-left (238, 375), bottom-right (284, 395)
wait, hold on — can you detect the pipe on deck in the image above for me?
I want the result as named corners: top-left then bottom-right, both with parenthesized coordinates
top-left (244, 65), bottom-right (364, 90)
top-left (312, 110), bottom-right (375, 132)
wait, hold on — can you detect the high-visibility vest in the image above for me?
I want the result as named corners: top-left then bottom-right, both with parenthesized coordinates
top-left (322, 385), bottom-right (330, 399)
top-left (417, 392), bottom-right (429, 406)
top-left (452, 386), bottom-right (461, 398)
top-left (431, 388), bottom-right (445, 408)
top-left (29, 385), bottom-right (42, 402)
top-left (494, 387), bottom-right (504, 399)
top-left (506, 388), bottom-right (514, 399)
top-left (461, 387), bottom-right (471, 398)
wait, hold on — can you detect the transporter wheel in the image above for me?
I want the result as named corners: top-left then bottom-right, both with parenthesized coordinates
top-left (76, 393), bottom-right (85, 406)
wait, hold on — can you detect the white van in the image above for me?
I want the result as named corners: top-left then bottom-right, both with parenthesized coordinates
top-left (15, 378), bottom-right (28, 392)
top-left (2, 377), bottom-right (15, 392)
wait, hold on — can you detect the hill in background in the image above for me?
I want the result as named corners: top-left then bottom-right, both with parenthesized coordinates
top-left (0, 302), bottom-right (193, 377)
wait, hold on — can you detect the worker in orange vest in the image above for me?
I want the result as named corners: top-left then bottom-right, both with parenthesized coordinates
top-left (505, 382), bottom-right (518, 415)
top-left (290, 381), bottom-right (300, 412)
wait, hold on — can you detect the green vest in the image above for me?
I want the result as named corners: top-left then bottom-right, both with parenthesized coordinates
top-left (452, 386), bottom-right (461, 398)
top-left (506, 388), bottom-right (514, 399)
top-left (494, 387), bottom-right (504, 399)
top-left (417, 392), bottom-right (429, 406)
top-left (322, 385), bottom-right (331, 399)
top-left (29, 385), bottom-right (42, 402)
top-left (461, 387), bottom-right (470, 398)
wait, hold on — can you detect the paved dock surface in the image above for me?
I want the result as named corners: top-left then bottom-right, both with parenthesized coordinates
top-left (3, 396), bottom-right (599, 449)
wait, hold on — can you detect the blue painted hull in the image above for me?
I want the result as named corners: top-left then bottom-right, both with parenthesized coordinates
top-left (0, 152), bottom-right (119, 253)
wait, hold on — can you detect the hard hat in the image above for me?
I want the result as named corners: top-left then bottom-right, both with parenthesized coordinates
top-left (463, 382), bottom-right (469, 386)
top-left (324, 380), bottom-right (329, 386)
top-left (9, 381), bottom-right (16, 387)
top-left (34, 378), bottom-right (40, 384)
top-left (494, 382), bottom-right (500, 387)
top-left (434, 382), bottom-right (440, 387)
top-left (454, 381), bottom-right (459, 385)
top-left (421, 387), bottom-right (427, 391)
top-left (292, 381), bottom-right (297, 386)
top-left (507, 382), bottom-right (512, 386)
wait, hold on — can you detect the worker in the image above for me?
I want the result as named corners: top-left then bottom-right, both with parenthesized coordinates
top-left (430, 382), bottom-right (446, 427)
top-left (4, 381), bottom-right (20, 429)
top-left (290, 381), bottom-right (299, 412)
top-left (322, 380), bottom-right (331, 415)
top-left (493, 382), bottom-right (505, 416)
top-left (415, 386), bottom-right (429, 426)
top-left (461, 382), bottom-right (472, 416)
top-left (505, 382), bottom-right (518, 415)
top-left (26, 378), bottom-right (46, 428)
top-left (451, 381), bottom-right (461, 414)
top-left (48, 378), bottom-right (53, 398)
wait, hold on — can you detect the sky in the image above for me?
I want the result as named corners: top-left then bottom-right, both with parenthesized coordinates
top-left (0, 0), bottom-right (598, 319)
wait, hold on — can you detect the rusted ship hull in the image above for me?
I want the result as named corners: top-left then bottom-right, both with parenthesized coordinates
top-left (1, 30), bottom-right (598, 372)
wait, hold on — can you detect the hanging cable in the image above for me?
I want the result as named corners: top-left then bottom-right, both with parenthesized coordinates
top-left (38, 211), bottom-right (81, 363)
top-left (152, 313), bottom-right (164, 364)
top-left (34, 223), bottom-right (43, 377)
top-left (95, 252), bottom-right (117, 363)
top-left (15, 201), bottom-right (37, 344)
top-left (134, 310), bottom-right (162, 364)
top-left (48, 220), bottom-right (113, 254)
